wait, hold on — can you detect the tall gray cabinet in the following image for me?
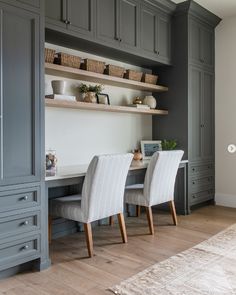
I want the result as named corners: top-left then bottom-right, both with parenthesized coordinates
top-left (153, 1), bottom-right (220, 212)
top-left (0, 0), bottom-right (47, 276)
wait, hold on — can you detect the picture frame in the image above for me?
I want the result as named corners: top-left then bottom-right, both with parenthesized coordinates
top-left (141, 140), bottom-right (162, 160)
top-left (96, 93), bottom-right (110, 105)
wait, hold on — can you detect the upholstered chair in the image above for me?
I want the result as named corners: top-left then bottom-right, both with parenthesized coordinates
top-left (50, 153), bottom-right (133, 257)
top-left (125, 150), bottom-right (184, 235)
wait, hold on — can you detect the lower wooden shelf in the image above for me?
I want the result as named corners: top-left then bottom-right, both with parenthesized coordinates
top-left (45, 99), bottom-right (168, 115)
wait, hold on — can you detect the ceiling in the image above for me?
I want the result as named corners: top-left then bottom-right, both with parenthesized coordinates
top-left (171, 0), bottom-right (236, 18)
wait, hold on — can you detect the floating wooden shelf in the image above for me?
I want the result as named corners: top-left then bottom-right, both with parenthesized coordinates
top-left (45, 63), bottom-right (168, 93)
top-left (45, 99), bottom-right (168, 115)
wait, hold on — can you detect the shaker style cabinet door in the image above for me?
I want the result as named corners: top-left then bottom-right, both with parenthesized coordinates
top-left (0, 3), bottom-right (41, 185)
top-left (45, 0), bottom-right (67, 29)
top-left (119, 0), bottom-right (140, 51)
top-left (157, 14), bottom-right (171, 63)
top-left (202, 71), bottom-right (214, 160)
top-left (17, 0), bottom-right (40, 8)
top-left (189, 18), bottom-right (201, 65)
top-left (96, 0), bottom-right (119, 45)
top-left (189, 66), bottom-right (202, 162)
top-left (201, 27), bottom-right (214, 69)
top-left (140, 5), bottom-right (157, 57)
top-left (67, 0), bottom-right (95, 37)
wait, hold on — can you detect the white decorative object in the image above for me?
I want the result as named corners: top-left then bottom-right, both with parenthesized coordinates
top-left (51, 80), bottom-right (66, 95)
top-left (46, 94), bottom-right (76, 101)
top-left (143, 95), bottom-right (157, 109)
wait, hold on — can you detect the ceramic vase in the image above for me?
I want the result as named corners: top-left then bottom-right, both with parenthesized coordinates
top-left (83, 92), bottom-right (97, 103)
top-left (143, 95), bottom-right (157, 109)
top-left (51, 80), bottom-right (66, 95)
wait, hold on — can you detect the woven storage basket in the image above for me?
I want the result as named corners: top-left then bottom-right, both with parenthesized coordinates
top-left (82, 59), bottom-right (105, 74)
top-left (57, 52), bottom-right (81, 69)
top-left (142, 73), bottom-right (158, 85)
top-left (45, 48), bottom-right (55, 63)
top-left (104, 64), bottom-right (125, 78)
top-left (124, 69), bottom-right (143, 82)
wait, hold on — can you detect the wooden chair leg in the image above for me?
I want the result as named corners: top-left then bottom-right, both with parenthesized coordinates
top-left (117, 213), bottom-right (128, 243)
top-left (169, 200), bottom-right (178, 226)
top-left (109, 216), bottom-right (114, 226)
top-left (136, 205), bottom-right (141, 217)
top-left (146, 207), bottom-right (154, 235)
top-left (84, 223), bottom-right (93, 257)
top-left (48, 215), bottom-right (52, 244)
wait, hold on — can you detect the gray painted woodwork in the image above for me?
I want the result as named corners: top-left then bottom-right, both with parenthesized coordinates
top-left (153, 1), bottom-right (220, 209)
top-left (0, 0), bottom-right (45, 277)
top-left (45, 0), bottom-right (67, 29)
top-left (17, 0), bottom-right (40, 8)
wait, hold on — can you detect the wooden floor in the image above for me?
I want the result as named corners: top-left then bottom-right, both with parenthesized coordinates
top-left (1, 205), bottom-right (236, 295)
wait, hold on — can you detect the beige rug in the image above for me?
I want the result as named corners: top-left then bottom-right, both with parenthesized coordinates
top-left (109, 224), bottom-right (236, 295)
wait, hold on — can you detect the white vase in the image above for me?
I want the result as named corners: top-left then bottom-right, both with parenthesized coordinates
top-left (51, 80), bottom-right (66, 95)
top-left (143, 95), bottom-right (157, 109)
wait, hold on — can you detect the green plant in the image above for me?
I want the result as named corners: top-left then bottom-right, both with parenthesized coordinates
top-left (162, 139), bottom-right (177, 150)
top-left (79, 84), bottom-right (103, 94)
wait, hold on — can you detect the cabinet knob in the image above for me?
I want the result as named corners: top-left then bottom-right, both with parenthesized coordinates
top-left (119, 38), bottom-right (122, 42)
top-left (21, 195), bottom-right (28, 201)
top-left (192, 168), bottom-right (195, 171)
top-left (64, 20), bottom-right (71, 25)
top-left (192, 181), bottom-right (195, 185)
top-left (114, 37), bottom-right (119, 41)
top-left (21, 245), bottom-right (29, 251)
top-left (21, 220), bottom-right (29, 226)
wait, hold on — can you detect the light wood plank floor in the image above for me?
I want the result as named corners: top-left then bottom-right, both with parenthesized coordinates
top-left (1, 205), bottom-right (236, 295)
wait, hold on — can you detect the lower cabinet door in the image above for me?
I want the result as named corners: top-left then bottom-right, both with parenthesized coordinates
top-left (190, 188), bottom-right (214, 206)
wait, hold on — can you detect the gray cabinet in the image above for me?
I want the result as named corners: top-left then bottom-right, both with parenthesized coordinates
top-left (153, 1), bottom-right (220, 210)
top-left (17, 0), bottom-right (40, 8)
top-left (96, 0), bottom-right (139, 51)
top-left (189, 18), bottom-right (214, 69)
top-left (0, 1), bottom-right (45, 276)
top-left (45, 0), bottom-right (67, 29)
top-left (140, 4), bottom-right (171, 63)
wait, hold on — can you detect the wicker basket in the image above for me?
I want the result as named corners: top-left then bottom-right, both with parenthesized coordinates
top-left (124, 69), bottom-right (143, 82)
top-left (104, 64), bottom-right (125, 78)
top-left (56, 52), bottom-right (81, 69)
top-left (82, 59), bottom-right (105, 74)
top-left (45, 48), bottom-right (56, 63)
top-left (142, 73), bottom-right (158, 85)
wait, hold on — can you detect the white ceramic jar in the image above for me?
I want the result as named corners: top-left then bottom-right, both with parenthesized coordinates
top-left (143, 95), bottom-right (157, 109)
top-left (51, 80), bottom-right (66, 95)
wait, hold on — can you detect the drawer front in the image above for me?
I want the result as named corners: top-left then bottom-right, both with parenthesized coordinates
top-left (0, 211), bottom-right (40, 240)
top-left (0, 187), bottom-right (40, 213)
top-left (190, 162), bottom-right (214, 175)
top-left (190, 175), bottom-right (214, 193)
top-left (190, 188), bottom-right (214, 205)
top-left (0, 235), bottom-right (40, 268)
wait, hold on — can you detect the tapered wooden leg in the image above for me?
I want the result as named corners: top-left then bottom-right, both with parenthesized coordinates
top-left (84, 223), bottom-right (93, 257)
top-left (109, 216), bottom-right (114, 226)
top-left (48, 216), bottom-right (52, 244)
top-left (136, 205), bottom-right (141, 217)
top-left (169, 200), bottom-right (178, 225)
top-left (146, 207), bottom-right (154, 235)
top-left (117, 213), bottom-right (128, 243)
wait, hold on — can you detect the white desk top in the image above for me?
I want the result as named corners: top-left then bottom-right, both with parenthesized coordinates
top-left (45, 159), bottom-right (188, 182)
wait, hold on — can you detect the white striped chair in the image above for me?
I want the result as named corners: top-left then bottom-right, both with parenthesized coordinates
top-left (50, 153), bottom-right (133, 257)
top-left (125, 150), bottom-right (184, 235)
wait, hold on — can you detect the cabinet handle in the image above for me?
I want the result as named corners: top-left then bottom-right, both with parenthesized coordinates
top-left (119, 38), bottom-right (122, 42)
top-left (63, 20), bottom-right (71, 25)
top-left (21, 245), bottom-right (29, 251)
top-left (192, 181), bottom-right (195, 185)
top-left (114, 37), bottom-right (119, 41)
top-left (192, 168), bottom-right (195, 172)
top-left (21, 195), bottom-right (28, 201)
top-left (21, 220), bottom-right (29, 226)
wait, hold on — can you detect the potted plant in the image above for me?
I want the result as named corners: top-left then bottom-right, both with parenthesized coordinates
top-left (162, 139), bottom-right (177, 150)
top-left (79, 84), bottom-right (103, 103)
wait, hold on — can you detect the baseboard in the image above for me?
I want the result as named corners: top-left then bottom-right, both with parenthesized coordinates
top-left (215, 193), bottom-right (236, 208)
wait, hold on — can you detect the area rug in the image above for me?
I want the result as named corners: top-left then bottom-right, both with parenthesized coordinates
top-left (109, 224), bottom-right (236, 295)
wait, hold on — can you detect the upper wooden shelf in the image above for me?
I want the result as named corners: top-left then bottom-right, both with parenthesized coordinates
top-left (45, 63), bottom-right (168, 93)
top-left (45, 99), bottom-right (168, 115)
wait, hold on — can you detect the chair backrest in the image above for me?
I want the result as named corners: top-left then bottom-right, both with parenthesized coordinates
top-left (81, 153), bottom-right (133, 223)
top-left (143, 150), bottom-right (184, 206)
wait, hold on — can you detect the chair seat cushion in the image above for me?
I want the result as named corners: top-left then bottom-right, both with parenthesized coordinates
top-left (125, 184), bottom-right (148, 207)
top-left (51, 194), bottom-right (85, 223)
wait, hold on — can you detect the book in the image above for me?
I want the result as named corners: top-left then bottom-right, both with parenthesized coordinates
top-left (128, 104), bottom-right (150, 109)
top-left (46, 94), bottom-right (76, 101)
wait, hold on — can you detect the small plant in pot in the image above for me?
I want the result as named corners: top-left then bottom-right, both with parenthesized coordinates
top-left (162, 139), bottom-right (177, 150)
top-left (79, 84), bottom-right (103, 103)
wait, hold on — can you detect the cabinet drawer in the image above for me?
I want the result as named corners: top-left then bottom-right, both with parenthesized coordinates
top-left (0, 187), bottom-right (40, 213)
top-left (190, 175), bottom-right (214, 193)
top-left (0, 211), bottom-right (40, 240)
top-left (190, 162), bottom-right (214, 175)
top-left (0, 235), bottom-right (40, 270)
top-left (190, 188), bottom-right (214, 205)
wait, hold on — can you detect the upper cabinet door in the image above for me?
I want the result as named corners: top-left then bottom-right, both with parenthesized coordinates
top-left (67, 0), bottom-right (95, 37)
top-left (119, 0), bottom-right (140, 51)
top-left (96, 0), bottom-right (119, 45)
top-left (201, 27), bottom-right (214, 68)
top-left (17, 0), bottom-right (40, 8)
top-left (45, 0), bottom-right (67, 29)
top-left (157, 14), bottom-right (171, 63)
top-left (189, 18), bottom-right (201, 65)
top-left (202, 71), bottom-right (214, 160)
top-left (140, 5), bottom-right (157, 57)
top-left (0, 3), bottom-right (41, 185)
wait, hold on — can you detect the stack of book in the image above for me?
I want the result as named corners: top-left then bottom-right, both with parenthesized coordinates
top-left (46, 94), bottom-right (76, 101)
top-left (128, 104), bottom-right (150, 109)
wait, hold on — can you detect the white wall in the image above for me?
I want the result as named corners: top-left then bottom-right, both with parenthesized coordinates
top-left (45, 43), bottom-right (153, 166)
top-left (215, 16), bottom-right (236, 208)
